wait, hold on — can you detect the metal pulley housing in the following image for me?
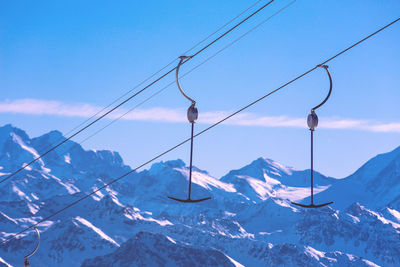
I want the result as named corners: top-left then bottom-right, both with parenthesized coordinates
top-left (307, 110), bottom-right (318, 131)
top-left (187, 104), bottom-right (198, 123)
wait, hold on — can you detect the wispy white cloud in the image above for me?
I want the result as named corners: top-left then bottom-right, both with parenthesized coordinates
top-left (0, 99), bottom-right (100, 118)
top-left (1, 98), bottom-right (399, 133)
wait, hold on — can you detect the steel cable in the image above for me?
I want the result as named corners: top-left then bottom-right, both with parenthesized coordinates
top-left (0, 0), bottom-right (275, 185)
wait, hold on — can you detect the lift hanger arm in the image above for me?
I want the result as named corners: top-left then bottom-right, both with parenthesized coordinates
top-left (312, 65), bottom-right (332, 112)
top-left (24, 227), bottom-right (40, 260)
top-left (176, 56), bottom-right (196, 105)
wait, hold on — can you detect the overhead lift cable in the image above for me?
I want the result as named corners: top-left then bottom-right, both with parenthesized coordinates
top-left (44, 0), bottom-right (298, 173)
top-left (2, 16), bottom-right (399, 245)
top-left (0, 0), bottom-right (275, 185)
top-left (35, 0), bottom-right (265, 153)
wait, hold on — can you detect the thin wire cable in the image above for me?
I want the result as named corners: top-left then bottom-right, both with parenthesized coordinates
top-left (0, 0), bottom-right (275, 185)
top-left (189, 0), bottom-right (273, 59)
top-left (2, 16), bottom-right (399, 245)
top-left (30, 59), bottom-right (179, 159)
top-left (29, 0), bottom-right (265, 164)
top-left (47, 0), bottom-right (297, 162)
top-left (181, 0), bottom-right (264, 55)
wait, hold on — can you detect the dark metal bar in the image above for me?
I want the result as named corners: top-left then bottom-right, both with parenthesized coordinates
top-left (188, 122), bottom-right (195, 200)
top-left (312, 65), bottom-right (332, 112)
top-left (310, 129), bottom-right (314, 205)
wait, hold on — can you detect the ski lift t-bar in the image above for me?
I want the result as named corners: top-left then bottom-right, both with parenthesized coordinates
top-left (168, 56), bottom-right (211, 203)
top-left (292, 65), bottom-right (334, 209)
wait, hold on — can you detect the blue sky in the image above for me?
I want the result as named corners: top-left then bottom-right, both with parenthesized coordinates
top-left (1, 0), bottom-right (399, 178)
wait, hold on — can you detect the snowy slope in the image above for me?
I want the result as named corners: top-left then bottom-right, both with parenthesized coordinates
top-left (314, 146), bottom-right (400, 210)
top-left (220, 157), bottom-right (336, 203)
top-left (82, 231), bottom-right (378, 267)
top-left (81, 231), bottom-right (237, 267)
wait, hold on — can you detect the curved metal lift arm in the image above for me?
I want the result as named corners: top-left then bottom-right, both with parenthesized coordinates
top-left (23, 227), bottom-right (40, 267)
top-left (312, 65), bottom-right (332, 112)
top-left (176, 56), bottom-right (196, 105)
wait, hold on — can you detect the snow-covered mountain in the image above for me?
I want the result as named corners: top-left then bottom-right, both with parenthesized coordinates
top-left (315, 146), bottom-right (400, 210)
top-left (0, 124), bottom-right (399, 266)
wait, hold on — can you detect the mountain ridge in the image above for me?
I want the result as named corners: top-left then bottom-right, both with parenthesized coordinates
top-left (0, 124), bottom-right (399, 266)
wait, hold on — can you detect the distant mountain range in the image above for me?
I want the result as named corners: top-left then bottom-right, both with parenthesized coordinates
top-left (0, 124), bottom-right (399, 266)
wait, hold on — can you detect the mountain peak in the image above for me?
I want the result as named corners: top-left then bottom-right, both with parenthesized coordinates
top-left (0, 124), bottom-right (30, 141)
top-left (44, 130), bottom-right (64, 140)
top-left (221, 156), bottom-right (294, 183)
top-left (348, 145), bottom-right (400, 183)
top-left (164, 159), bottom-right (186, 168)
top-left (148, 159), bottom-right (186, 174)
top-left (31, 130), bottom-right (65, 147)
top-left (254, 157), bottom-right (294, 174)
